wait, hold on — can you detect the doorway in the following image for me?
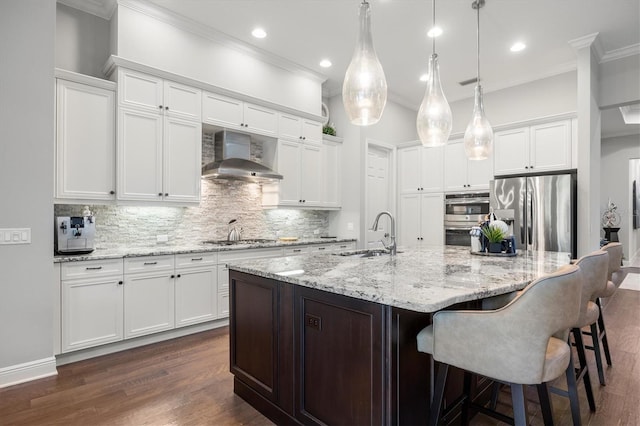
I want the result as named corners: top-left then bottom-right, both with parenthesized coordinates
top-left (364, 140), bottom-right (395, 249)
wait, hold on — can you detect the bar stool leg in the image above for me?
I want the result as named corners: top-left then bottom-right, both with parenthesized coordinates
top-left (573, 328), bottom-right (596, 412)
top-left (596, 298), bottom-right (613, 366)
top-left (460, 371), bottom-right (472, 426)
top-left (429, 363), bottom-right (449, 426)
top-left (590, 322), bottom-right (606, 385)
top-left (536, 382), bottom-right (555, 426)
top-left (564, 349), bottom-right (583, 426)
top-left (510, 383), bottom-right (529, 426)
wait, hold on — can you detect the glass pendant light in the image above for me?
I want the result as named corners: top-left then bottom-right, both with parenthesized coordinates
top-left (464, 0), bottom-right (493, 160)
top-left (416, 0), bottom-right (452, 147)
top-left (342, 1), bottom-right (387, 126)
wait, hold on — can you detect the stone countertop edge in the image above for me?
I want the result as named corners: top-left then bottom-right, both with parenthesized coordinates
top-left (53, 238), bottom-right (357, 263)
top-left (226, 246), bottom-right (572, 313)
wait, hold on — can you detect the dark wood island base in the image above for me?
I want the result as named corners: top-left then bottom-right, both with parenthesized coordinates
top-left (229, 270), bottom-right (487, 425)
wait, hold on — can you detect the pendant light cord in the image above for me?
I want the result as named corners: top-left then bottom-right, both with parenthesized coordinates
top-left (432, 0), bottom-right (436, 55)
top-left (476, 1), bottom-right (480, 85)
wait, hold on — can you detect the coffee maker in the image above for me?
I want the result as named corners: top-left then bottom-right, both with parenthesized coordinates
top-left (55, 216), bottom-right (96, 254)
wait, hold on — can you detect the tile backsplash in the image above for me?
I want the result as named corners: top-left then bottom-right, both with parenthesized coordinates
top-left (54, 179), bottom-right (330, 250)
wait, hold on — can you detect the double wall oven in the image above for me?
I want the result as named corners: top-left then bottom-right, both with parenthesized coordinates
top-left (444, 192), bottom-right (490, 246)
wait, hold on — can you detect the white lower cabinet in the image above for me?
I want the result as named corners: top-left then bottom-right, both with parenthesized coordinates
top-left (399, 193), bottom-right (444, 248)
top-left (124, 255), bottom-right (176, 339)
top-left (175, 253), bottom-right (218, 326)
top-left (61, 259), bottom-right (124, 353)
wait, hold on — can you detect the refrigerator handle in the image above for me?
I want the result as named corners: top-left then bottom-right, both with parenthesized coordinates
top-left (527, 191), bottom-right (533, 246)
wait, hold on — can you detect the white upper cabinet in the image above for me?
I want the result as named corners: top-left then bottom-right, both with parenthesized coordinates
top-left (117, 68), bottom-right (202, 204)
top-left (443, 139), bottom-right (493, 192)
top-left (202, 92), bottom-right (278, 137)
top-left (55, 78), bottom-right (116, 201)
top-left (262, 139), bottom-right (327, 208)
top-left (118, 69), bottom-right (201, 120)
top-left (494, 120), bottom-right (572, 176)
top-left (398, 145), bottom-right (444, 194)
top-left (398, 192), bottom-right (444, 248)
top-left (278, 113), bottom-right (322, 144)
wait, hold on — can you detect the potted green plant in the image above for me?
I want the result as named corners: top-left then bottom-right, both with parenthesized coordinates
top-left (481, 225), bottom-right (505, 253)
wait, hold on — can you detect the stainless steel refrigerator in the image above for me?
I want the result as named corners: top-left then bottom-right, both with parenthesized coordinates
top-left (490, 171), bottom-right (577, 258)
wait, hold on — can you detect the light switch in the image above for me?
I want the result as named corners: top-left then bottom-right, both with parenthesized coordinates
top-left (0, 228), bottom-right (31, 245)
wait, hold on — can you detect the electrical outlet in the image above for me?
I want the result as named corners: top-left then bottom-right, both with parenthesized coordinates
top-left (313, 229), bottom-right (320, 235)
top-left (157, 235), bottom-right (168, 243)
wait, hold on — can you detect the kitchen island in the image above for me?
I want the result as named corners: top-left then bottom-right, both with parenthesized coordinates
top-left (227, 246), bottom-right (570, 425)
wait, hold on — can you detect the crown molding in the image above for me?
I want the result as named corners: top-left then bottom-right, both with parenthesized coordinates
top-left (601, 43), bottom-right (640, 63)
top-left (116, 0), bottom-right (327, 84)
top-left (568, 32), bottom-right (604, 61)
top-left (57, 0), bottom-right (116, 20)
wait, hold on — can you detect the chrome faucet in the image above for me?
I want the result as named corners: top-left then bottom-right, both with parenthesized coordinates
top-left (370, 211), bottom-right (397, 255)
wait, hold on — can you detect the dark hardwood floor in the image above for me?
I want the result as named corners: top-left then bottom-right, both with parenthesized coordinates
top-left (1, 285), bottom-right (638, 425)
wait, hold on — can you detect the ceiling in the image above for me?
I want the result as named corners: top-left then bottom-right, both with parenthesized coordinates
top-left (62, 0), bottom-right (640, 138)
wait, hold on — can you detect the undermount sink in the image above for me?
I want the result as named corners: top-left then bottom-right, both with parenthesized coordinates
top-left (333, 249), bottom-right (402, 258)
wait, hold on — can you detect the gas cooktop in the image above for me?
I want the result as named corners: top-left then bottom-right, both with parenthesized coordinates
top-left (202, 239), bottom-right (277, 246)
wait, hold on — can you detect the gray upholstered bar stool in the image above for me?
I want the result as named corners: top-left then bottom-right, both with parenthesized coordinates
top-left (589, 242), bottom-right (624, 382)
top-left (549, 250), bottom-right (609, 423)
top-left (417, 264), bottom-right (582, 426)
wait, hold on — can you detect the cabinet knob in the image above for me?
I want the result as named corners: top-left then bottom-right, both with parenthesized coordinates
top-left (525, 166), bottom-right (529, 169)
top-left (302, 136), bottom-right (306, 140)
top-left (171, 274), bottom-right (175, 279)
top-left (243, 123), bottom-right (248, 127)
top-left (109, 190), bottom-right (115, 195)
top-left (118, 280), bottom-right (123, 285)
top-left (530, 165), bottom-right (534, 169)
top-left (158, 192), bottom-right (163, 196)
top-left (164, 193), bottom-right (169, 196)
top-left (159, 105), bottom-right (163, 110)
top-left (165, 106), bottom-right (169, 110)
top-left (177, 274), bottom-right (181, 278)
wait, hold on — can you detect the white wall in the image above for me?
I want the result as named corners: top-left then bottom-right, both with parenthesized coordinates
top-left (599, 54), bottom-right (640, 109)
top-left (56, 3), bottom-right (111, 78)
top-left (0, 0), bottom-right (56, 383)
top-left (114, 2), bottom-right (322, 115)
top-left (601, 134), bottom-right (640, 260)
top-left (448, 71), bottom-right (577, 135)
top-left (327, 97), bottom-right (417, 244)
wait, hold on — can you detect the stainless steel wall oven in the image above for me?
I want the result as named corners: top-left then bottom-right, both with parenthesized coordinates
top-left (444, 192), bottom-right (490, 246)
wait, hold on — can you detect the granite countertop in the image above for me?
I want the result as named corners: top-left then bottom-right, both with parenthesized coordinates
top-left (227, 245), bottom-right (572, 313)
top-left (53, 238), bottom-right (356, 263)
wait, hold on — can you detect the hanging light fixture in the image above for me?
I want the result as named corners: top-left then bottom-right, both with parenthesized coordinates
top-left (342, 0), bottom-right (387, 126)
top-left (416, 0), bottom-right (452, 147)
top-left (464, 0), bottom-right (493, 160)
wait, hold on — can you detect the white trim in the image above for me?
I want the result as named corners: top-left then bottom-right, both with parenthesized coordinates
top-left (363, 139), bottom-right (397, 247)
top-left (601, 43), bottom-right (640, 63)
top-left (322, 134), bottom-right (344, 144)
top-left (55, 68), bottom-right (116, 91)
top-left (57, 0), bottom-right (117, 20)
top-left (56, 318), bottom-right (228, 366)
top-left (116, 0), bottom-right (326, 84)
top-left (103, 56), bottom-right (325, 123)
top-left (0, 357), bottom-right (57, 389)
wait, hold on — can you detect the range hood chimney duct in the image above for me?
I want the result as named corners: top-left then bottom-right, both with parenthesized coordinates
top-left (202, 130), bottom-right (282, 182)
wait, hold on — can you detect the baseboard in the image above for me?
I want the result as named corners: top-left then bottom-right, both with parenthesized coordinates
top-left (0, 357), bottom-right (58, 389)
top-left (56, 318), bottom-right (229, 366)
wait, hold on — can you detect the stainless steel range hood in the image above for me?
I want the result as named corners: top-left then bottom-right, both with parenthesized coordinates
top-left (202, 130), bottom-right (282, 182)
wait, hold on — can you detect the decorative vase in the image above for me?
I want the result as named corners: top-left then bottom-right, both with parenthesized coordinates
top-left (488, 242), bottom-right (502, 253)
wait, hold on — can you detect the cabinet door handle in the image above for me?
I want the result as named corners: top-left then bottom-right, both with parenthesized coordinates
top-left (191, 257), bottom-right (203, 261)
top-left (144, 261), bottom-right (158, 265)
top-left (85, 266), bottom-right (102, 270)
top-left (340, 245), bottom-right (347, 248)
top-left (318, 247), bottom-right (326, 251)
top-left (293, 249), bottom-right (301, 252)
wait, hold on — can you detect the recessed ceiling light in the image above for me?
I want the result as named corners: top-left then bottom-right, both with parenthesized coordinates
top-left (319, 59), bottom-right (332, 68)
top-left (419, 73), bottom-right (428, 82)
top-left (427, 26), bottom-right (443, 38)
top-left (510, 42), bottom-right (526, 52)
top-left (251, 28), bottom-right (267, 39)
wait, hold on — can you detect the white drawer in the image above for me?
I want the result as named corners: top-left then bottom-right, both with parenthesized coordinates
top-left (332, 242), bottom-right (356, 251)
top-left (308, 244), bottom-right (334, 253)
top-left (283, 246), bottom-right (308, 256)
top-left (61, 259), bottom-right (123, 280)
top-left (218, 247), bottom-right (283, 262)
top-left (175, 252), bottom-right (217, 268)
top-left (124, 255), bottom-right (175, 274)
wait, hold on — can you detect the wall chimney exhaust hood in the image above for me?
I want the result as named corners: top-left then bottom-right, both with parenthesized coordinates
top-left (202, 130), bottom-right (283, 182)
